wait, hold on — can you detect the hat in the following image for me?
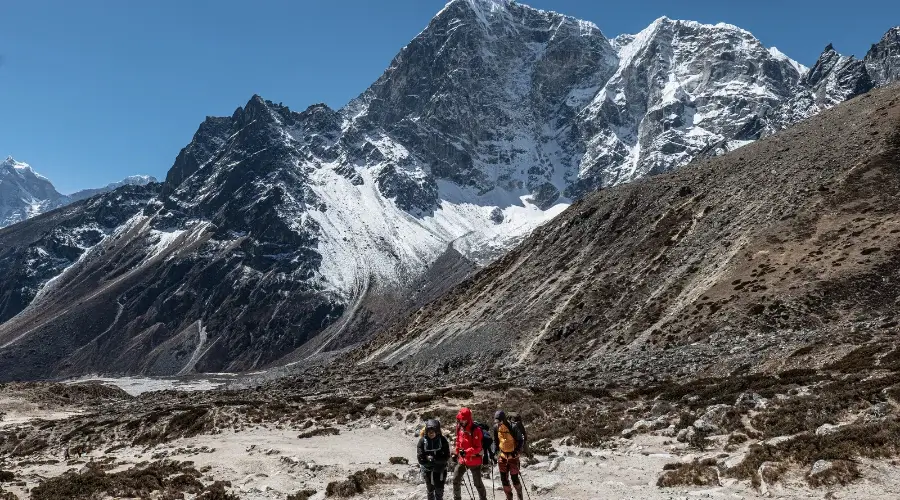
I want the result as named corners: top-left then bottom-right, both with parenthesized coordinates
top-left (494, 410), bottom-right (506, 421)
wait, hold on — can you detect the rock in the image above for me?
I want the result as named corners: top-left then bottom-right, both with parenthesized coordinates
top-left (735, 392), bottom-right (767, 410)
top-left (530, 475), bottom-right (562, 494)
top-left (693, 404), bottom-right (734, 434)
top-left (815, 423), bottom-right (844, 436)
top-left (677, 427), bottom-right (697, 444)
top-left (864, 402), bottom-right (892, 423)
top-left (547, 457), bottom-right (564, 472)
top-left (280, 456), bottom-right (305, 467)
top-left (724, 453), bottom-right (746, 469)
top-left (810, 460), bottom-right (833, 477)
top-left (402, 466), bottom-right (423, 484)
top-left (623, 416), bottom-right (670, 438)
top-left (757, 461), bottom-right (783, 497)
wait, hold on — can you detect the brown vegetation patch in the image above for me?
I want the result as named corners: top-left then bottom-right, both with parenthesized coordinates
top-left (297, 427), bottom-right (340, 439)
top-left (728, 419), bottom-right (900, 482)
top-left (325, 468), bottom-right (393, 497)
top-left (806, 460), bottom-right (861, 488)
top-left (657, 460), bottom-right (719, 487)
top-left (287, 489), bottom-right (317, 500)
top-left (29, 460), bottom-right (216, 500)
top-left (751, 373), bottom-right (900, 438)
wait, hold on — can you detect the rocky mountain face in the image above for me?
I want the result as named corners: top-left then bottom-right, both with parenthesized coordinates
top-left (0, 156), bottom-right (156, 229)
top-left (0, 0), bottom-right (899, 380)
top-left (867, 27), bottom-right (900, 87)
top-left (359, 84), bottom-right (900, 383)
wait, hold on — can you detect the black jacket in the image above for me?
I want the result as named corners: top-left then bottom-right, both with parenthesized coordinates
top-left (417, 433), bottom-right (450, 470)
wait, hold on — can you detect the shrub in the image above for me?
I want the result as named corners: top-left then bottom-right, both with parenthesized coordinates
top-left (657, 461), bottom-right (719, 487)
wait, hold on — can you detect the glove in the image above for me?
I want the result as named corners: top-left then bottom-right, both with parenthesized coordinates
top-left (459, 450), bottom-right (467, 457)
top-left (427, 456), bottom-right (434, 462)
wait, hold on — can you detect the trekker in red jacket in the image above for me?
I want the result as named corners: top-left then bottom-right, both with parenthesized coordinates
top-left (452, 407), bottom-right (488, 500)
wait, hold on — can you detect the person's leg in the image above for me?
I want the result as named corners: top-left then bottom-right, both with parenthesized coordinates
top-left (435, 467), bottom-right (447, 500)
top-left (498, 455), bottom-right (513, 500)
top-left (509, 456), bottom-right (523, 500)
top-left (469, 465), bottom-right (488, 500)
top-left (424, 468), bottom-right (436, 500)
top-left (452, 463), bottom-right (465, 500)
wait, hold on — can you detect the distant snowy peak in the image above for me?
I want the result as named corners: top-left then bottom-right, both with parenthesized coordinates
top-left (1, 156), bottom-right (51, 182)
top-left (69, 174), bottom-right (158, 203)
top-left (0, 157), bottom-right (158, 228)
top-left (0, 157), bottom-right (66, 229)
top-left (115, 175), bottom-right (157, 187)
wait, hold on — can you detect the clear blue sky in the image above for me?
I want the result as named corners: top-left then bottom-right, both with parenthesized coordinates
top-left (1, 0), bottom-right (898, 193)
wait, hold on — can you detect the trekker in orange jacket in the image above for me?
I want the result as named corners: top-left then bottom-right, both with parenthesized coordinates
top-left (452, 407), bottom-right (488, 500)
top-left (492, 410), bottom-right (524, 500)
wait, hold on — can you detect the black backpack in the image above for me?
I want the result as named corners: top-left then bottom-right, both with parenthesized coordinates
top-left (508, 413), bottom-right (528, 453)
top-left (474, 421), bottom-right (495, 462)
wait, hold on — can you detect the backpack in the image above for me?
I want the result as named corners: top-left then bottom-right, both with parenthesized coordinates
top-left (474, 421), bottom-right (495, 462)
top-left (508, 413), bottom-right (528, 454)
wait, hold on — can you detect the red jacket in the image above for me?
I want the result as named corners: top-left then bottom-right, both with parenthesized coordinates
top-left (455, 407), bottom-right (483, 467)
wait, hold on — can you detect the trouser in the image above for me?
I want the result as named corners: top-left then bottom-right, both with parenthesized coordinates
top-left (452, 463), bottom-right (487, 500)
top-left (424, 466), bottom-right (447, 500)
top-left (498, 454), bottom-right (523, 500)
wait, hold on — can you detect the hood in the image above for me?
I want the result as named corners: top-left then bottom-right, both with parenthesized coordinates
top-left (425, 419), bottom-right (441, 432)
top-left (456, 407), bottom-right (473, 426)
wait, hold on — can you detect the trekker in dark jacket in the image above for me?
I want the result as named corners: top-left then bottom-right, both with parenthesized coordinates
top-left (492, 410), bottom-right (524, 500)
top-left (452, 407), bottom-right (488, 500)
top-left (418, 419), bottom-right (451, 500)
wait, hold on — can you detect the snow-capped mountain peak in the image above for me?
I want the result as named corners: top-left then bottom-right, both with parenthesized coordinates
top-left (1, 156), bottom-right (50, 182)
top-left (0, 157), bottom-right (159, 228)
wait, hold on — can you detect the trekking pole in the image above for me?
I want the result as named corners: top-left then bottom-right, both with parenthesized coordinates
top-left (490, 462), bottom-right (496, 500)
top-left (518, 470), bottom-right (534, 500)
top-left (462, 467), bottom-right (475, 500)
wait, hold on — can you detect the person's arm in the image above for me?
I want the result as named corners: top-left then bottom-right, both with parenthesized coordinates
top-left (417, 437), bottom-right (427, 466)
top-left (493, 425), bottom-right (500, 455)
